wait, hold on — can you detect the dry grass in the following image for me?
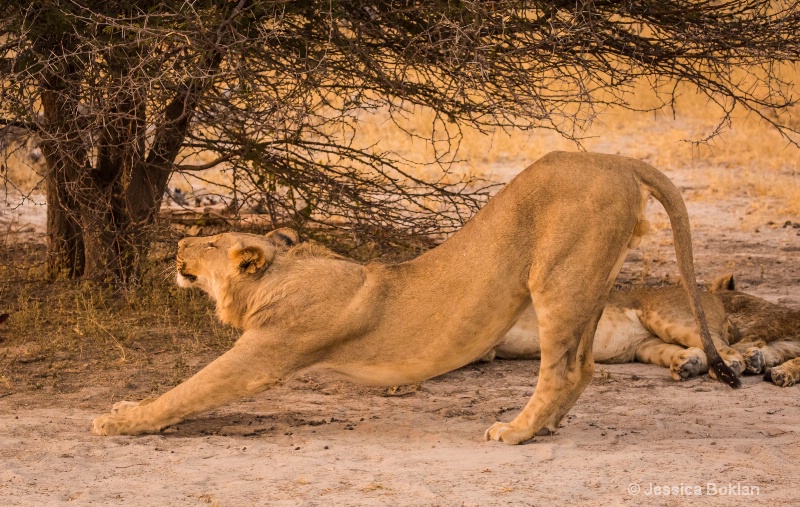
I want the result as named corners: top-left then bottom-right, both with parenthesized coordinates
top-left (0, 242), bottom-right (238, 397)
top-left (346, 71), bottom-right (800, 212)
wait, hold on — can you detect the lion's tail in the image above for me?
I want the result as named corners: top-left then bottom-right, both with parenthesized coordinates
top-left (632, 163), bottom-right (741, 388)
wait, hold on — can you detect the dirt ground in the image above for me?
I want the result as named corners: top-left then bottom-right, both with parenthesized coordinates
top-left (1, 165), bottom-right (799, 506)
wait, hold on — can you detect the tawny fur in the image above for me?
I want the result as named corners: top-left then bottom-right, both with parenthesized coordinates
top-left (91, 151), bottom-right (737, 445)
top-left (491, 274), bottom-right (800, 387)
top-left (487, 284), bottom-right (745, 381)
top-left (710, 275), bottom-right (800, 387)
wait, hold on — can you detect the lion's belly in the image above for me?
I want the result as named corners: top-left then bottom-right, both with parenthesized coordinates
top-left (494, 304), bottom-right (652, 363)
top-left (313, 363), bottom-right (446, 386)
top-left (592, 307), bottom-right (652, 363)
top-left (312, 319), bottom-right (523, 386)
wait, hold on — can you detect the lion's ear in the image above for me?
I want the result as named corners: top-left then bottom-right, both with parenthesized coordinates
top-left (265, 228), bottom-right (300, 249)
top-left (709, 273), bottom-right (735, 293)
top-left (230, 246), bottom-right (271, 274)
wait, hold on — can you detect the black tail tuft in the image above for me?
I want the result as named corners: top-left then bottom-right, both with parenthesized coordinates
top-left (710, 358), bottom-right (742, 388)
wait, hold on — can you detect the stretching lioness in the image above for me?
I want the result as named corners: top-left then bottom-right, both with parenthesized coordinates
top-left (92, 152), bottom-right (738, 445)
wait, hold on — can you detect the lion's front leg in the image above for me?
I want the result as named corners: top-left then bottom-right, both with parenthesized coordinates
top-left (92, 332), bottom-right (296, 436)
top-left (737, 340), bottom-right (800, 375)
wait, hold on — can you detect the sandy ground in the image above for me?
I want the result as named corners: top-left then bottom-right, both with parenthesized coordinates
top-left (2, 363), bottom-right (798, 506)
top-left (1, 165), bottom-right (800, 506)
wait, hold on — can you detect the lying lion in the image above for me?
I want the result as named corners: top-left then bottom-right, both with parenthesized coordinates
top-left (487, 275), bottom-right (800, 386)
top-left (92, 151), bottom-right (738, 445)
top-left (710, 275), bottom-right (800, 387)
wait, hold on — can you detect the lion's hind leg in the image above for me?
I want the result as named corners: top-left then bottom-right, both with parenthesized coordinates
top-left (638, 309), bottom-right (744, 378)
top-left (485, 244), bottom-right (623, 445)
top-left (484, 196), bottom-right (638, 445)
top-left (484, 299), bottom-right (602, 445)
top-left (633, 337), bottom-right (708, 380)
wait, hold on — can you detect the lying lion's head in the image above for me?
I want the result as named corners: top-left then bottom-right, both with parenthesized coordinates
top-left (176, 228), bottom-right (300, 293)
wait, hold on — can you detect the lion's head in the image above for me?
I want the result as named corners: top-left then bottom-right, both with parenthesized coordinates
top-left (176, 227), bottom-right (299, 298)
top-left (175, 228), bottom-right (350, 329)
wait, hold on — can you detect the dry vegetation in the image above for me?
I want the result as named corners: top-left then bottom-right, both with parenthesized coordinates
top-left (8, 72), bottom-right (798, 213)
top-left (350, 74), bottom-right (800, 213)
top-left (0, 239), bottom-right (238, 397)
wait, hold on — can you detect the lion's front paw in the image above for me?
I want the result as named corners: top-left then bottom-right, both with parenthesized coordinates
top-left (111, 400), bottom-right (141, 414)
top-left (670, 348), bottom-right (705, 380)
top-left (92, 413), bottom-right (133, 436)
top-left (484, 422), bottom-right (536, 445)
top-left (766, 365), bottom-right (799, 387)
top-left (92, 399), bottom-right (158, 436)
top-left (744, 348), bottom-right (766, 374)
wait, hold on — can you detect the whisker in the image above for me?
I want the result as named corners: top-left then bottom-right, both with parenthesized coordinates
top-left (162, 266), bottom-right (177, 283)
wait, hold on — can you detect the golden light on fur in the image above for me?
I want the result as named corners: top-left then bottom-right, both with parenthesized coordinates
top-left (91, 152), bottom-right (739, 445)
top-left (230, 246), bottom-right (269, 274)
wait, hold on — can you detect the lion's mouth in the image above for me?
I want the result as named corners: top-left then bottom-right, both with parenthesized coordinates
top-left (179, 271), bottom-right (197, 283)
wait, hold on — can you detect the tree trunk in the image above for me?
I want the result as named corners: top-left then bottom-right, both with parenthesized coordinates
top-left (37, 44), bottom-right (218, 285)
top-left (43, 156), bottom-right (85, 279)
top-left (40, 69), bottom-right (86, 279)
top-left (40, 67), bottom-right (160, 283)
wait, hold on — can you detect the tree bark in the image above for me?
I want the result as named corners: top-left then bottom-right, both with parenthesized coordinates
top-left (40, 69), bottom-right (86, 279)
top-left (40, 65), bottom-right (212, 283)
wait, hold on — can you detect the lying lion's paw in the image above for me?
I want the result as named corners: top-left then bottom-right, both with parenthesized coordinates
top-left (766, 365), bottom-right (799, 387)
top-left (744, 348), bottom-right (766, 374)
top-left (723, 356), bottom-right (745, 377)
top-left (476, 350), bottom-right (496, 362)
top-left (670, 348), bottom-right (705, 380)
top-left (484, 422), bottom-right (536, 445)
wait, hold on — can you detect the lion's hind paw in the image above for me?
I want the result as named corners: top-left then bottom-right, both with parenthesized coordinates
top-left (484, 422), bottom-right (537, 445)
top-left (670, 348), bottom-right (705, 380)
